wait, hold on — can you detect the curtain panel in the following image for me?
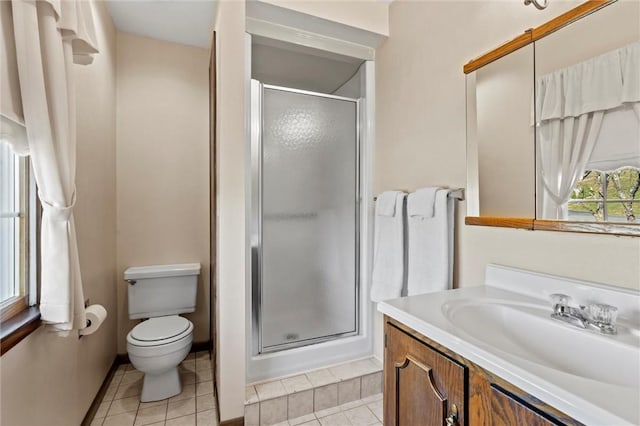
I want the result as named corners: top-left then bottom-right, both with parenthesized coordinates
top-left (536, 42), bottom-right (640, 220)
top-left (1, 0), bottom-right (98, 333)
top-left (538, 112), bottom-right (604, 219)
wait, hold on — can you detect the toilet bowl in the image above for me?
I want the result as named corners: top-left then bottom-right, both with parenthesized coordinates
top-left (126, 315), bottom-right (194, 402)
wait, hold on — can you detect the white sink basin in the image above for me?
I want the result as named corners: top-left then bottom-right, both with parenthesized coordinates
top-left (442, 298), bottom-right (640, 388)
top-left (379, 265), bottom-right (640, 425)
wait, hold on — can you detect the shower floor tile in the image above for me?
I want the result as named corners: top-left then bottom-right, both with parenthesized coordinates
top-left (91, 352), bottom-right (217, 426)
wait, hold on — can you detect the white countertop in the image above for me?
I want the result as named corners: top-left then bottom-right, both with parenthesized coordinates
top-left (377, 265), bottom-right (640, 426)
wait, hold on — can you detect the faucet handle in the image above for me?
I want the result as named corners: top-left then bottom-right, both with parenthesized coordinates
top-left (550, 293), bottom-right (571, 309)
top-left (588, 303), bottom-right (618, 326)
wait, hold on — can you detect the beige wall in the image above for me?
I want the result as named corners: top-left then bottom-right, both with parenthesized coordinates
top-left (0, 2), bottom-right (118, 424)
top-left (213, 0), bottom-right (247, 421)
top-left (115, 33), bottom-right (210, 354)
top-left (376, 0), bottom-right (640, 293)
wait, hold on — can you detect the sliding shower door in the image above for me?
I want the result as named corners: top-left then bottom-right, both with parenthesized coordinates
top-left (252, 81), bottom-right (359, 353)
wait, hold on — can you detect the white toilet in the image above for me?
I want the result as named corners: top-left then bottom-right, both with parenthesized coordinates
top-left (124, 263), bottom-right (201, 402)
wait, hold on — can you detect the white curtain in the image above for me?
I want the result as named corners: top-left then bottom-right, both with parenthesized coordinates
top-left (587, 104), bottom-right (640, 171)
top-left (536, 42), bottom-right (640, 220)
top-left (1, 0), bottom-right (98, 333)
top-left (537, 112), bottom-right (604, 219)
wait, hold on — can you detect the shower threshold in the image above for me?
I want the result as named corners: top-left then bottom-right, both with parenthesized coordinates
top-left (245, 356), bottom-right (382, 425)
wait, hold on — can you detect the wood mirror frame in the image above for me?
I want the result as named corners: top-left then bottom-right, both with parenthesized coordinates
top-left (464, 0), bottom-right (640, 237)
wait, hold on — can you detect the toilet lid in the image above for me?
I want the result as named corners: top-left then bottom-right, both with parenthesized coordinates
top-left (131, 316), bottom-right (190, 342)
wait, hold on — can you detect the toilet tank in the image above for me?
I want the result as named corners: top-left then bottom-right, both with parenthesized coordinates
top-left (125, 263), bottom-right (201, 319)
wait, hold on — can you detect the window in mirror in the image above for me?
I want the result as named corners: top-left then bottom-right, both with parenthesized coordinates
top-left (569, 167), bottom-right (639, 222)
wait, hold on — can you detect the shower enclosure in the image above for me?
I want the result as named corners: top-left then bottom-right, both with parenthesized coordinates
top-left (251, 80), bottom-right (360, 354)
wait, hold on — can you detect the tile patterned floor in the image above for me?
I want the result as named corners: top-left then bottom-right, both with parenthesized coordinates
top-left (253, 393), bottom-right (383, 426)
top-left (91, 351), bottom-right (217, 426)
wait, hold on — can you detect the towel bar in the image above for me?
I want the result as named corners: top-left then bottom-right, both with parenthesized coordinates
top-left (447, 188), bottom-right (465, 201)
top-left (374, 188), bottom-right (465, 201)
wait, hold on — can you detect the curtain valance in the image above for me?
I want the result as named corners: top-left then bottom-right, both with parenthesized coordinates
top-left (536, 41), bottom-right (640, 122)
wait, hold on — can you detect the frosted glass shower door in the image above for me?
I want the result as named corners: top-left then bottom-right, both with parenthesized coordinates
top-left (257, 84), bottom-right (359, 352)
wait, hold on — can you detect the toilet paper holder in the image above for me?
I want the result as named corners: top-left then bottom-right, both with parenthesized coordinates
top-left (85, 299), bottom-right (91, 327)
top-left (79, 299), bottom-right (90, 339)
top-left (79, 299), bottom-right (107, 339)
top-left (79, 322), bottom-right (92, 339)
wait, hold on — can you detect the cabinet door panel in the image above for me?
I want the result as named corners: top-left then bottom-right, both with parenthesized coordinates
top-left (385, 322), bottom-right (466, 426)
top-left (491, 385), bottom-right (562, 426)
top-left (396, 355), bottom-right (447, 425)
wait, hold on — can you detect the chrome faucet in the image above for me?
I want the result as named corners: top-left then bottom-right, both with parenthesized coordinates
top-left (550, 294), bottom-right (618, 335)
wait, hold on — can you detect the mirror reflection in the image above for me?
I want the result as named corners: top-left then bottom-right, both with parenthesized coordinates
top-left (468, 46), bottom-right (535, 218)
top-left (534, 1), bottom-right (640, 223)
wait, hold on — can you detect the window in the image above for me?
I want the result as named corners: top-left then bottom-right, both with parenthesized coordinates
top-left (568, 167), bottom-right (640, 223)
top-left (0, 142), bottom-right (35, 321)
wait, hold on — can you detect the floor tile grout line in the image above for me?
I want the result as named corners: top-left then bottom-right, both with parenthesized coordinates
top-left (133, 398), bottom-right (141, 426)
top-left (163, 399), bottom-right (169, 425)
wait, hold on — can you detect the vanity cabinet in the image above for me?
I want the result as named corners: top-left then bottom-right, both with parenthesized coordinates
top-left (384, 317), bottom-right (581, 426)
top-left (384, 322), bottom-right (465, 426)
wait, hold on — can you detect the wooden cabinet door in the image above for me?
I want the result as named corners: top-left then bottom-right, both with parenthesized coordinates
top-left (491, 385), bottom-right (563, 426)
top-left (384, 322), bottom-right (466, 426)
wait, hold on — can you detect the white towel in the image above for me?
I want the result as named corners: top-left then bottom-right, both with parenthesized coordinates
top-left (375, 191), bottom-right (402, 217)
top-left (407, 187), bottom-right (438, 218)
top-left (371, 192), bottom-right (406, 302)
top-left (407, 189), bottom-right (454, 296)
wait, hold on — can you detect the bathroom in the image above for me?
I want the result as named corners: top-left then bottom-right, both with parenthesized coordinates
top-left (1, 0), bottom-right (638, 425)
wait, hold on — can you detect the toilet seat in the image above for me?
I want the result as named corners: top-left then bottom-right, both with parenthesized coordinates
top-left (127, 316), bottom-right (193, 347)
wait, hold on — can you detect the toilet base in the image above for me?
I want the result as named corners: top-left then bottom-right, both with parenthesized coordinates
top-left (140, 367), bottom-right (181, 402)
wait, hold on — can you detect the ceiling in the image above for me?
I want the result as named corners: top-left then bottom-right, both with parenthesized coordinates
top-left (252, 36), bottom-right (364, 94)
top-left (105, 1), bottom-right (218, 48)
top-left (105, 0), bottom-right (367, 92)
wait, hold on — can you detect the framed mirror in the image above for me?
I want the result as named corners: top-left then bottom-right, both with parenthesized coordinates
top-left (465, 0), bottom-right (640, 235)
